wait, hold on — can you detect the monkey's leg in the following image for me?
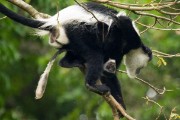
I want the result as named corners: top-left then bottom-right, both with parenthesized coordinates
top-left (101, 60), bottom-right (126, 117)
top-left (85, 53), bottom-right (110, 95)
top-left (59, 51), bottom-right (85, 68)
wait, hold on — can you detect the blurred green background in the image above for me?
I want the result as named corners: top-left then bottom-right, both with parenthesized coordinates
top-left (0, 0), bottom-right (179, 120)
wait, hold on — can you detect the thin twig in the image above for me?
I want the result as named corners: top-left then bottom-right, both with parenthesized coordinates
top-left (152, 50), bottom-right (180, 58)
top-left (91, 0), bottom-right (180, 31)
top-left (136, 21), bottom-right (180, 31)
top-left (133, 11), bottom-right (180, 26)
top-left (74, 0), bottom-right (106, 41)
top-left (140, 17), bottom-right (157, 34)
top-left (158, 9), bottom-right (180, 16)
top-left (143, 96), bottom-right (164, 120)
top-left (117, 70), bottom-right (166, 95)
top-left (91, 0), bottom-right (179, 11)
top-left (74, 0), bottom-right (99, 22)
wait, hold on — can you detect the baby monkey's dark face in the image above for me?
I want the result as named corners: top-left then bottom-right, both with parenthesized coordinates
top-left (103, 59), bottom-right (116, 74)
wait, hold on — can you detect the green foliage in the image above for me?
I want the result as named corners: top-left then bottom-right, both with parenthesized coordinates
top-left (0, 0), bottom-right (179, 120)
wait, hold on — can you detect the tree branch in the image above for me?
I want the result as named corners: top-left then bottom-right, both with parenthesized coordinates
top-left (143, 96), bottom-right (164, 120)
top-left (91, 0), bottom-right (179, 11)
top-left (117, 70), bottom-right (166, 95)
top-left (74, 0), bottom-right (99, 22)
top-left (104, 94), bottom-right (136, 120)
top-left (152, 50), bottom-right (180, 58)
top-left (91, 0), bottom-right (180, 32)
top-left (7, 0), bottom-right (50, 19)
top-left (133, 11), bottom-right (180, 26)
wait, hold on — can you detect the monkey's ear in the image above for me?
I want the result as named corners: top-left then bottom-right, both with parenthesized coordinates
top-left (50, 27), bottom-right (60, 43)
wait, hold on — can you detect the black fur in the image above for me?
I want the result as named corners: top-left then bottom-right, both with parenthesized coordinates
top-left (58, 3), bottom-right (146, 113)
top-left (84, 2), bottom-right (118, 17)
top-left (59, 51), bottom-right (85, 68)
top-left (0, 2), bottom-right (153, 117)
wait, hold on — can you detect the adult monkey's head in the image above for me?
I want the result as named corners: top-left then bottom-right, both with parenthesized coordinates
top-left (115, 15), bottom-right (152, 78)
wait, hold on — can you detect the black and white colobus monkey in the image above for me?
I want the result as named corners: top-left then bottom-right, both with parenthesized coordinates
top-left (0, 2), bottom-right (152, 114)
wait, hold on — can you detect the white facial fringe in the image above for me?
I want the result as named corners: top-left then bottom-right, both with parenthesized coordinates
top-left (35, 59), bottom-right (55, 99)
top-left (124, 48), bottom-right (149, 78)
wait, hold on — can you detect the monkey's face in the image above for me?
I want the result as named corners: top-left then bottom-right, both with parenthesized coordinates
top-left (124, 46), bottom-right (152, 78)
